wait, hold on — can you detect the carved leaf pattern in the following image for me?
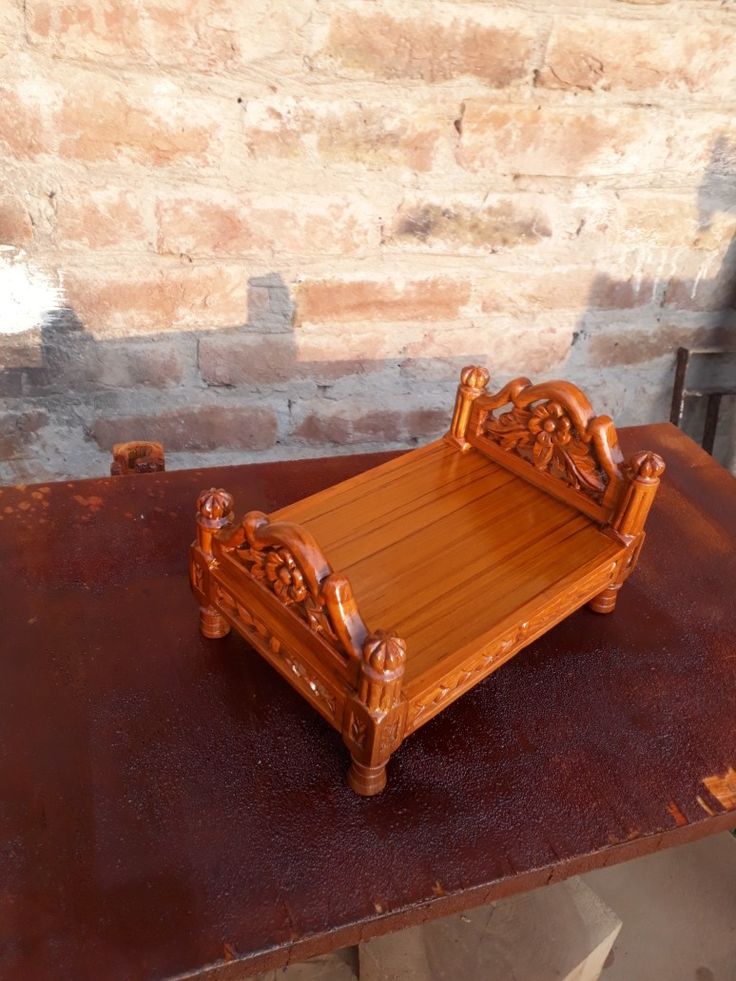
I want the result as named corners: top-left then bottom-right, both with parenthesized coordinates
top-left (379, 716), bottom-right (402, 753)
top-left (485, 400), bottom-right (606, 501)
top-left (350, 714), bottom-right (367, 749)
top-left (190, 561), bottom-right (204, 592)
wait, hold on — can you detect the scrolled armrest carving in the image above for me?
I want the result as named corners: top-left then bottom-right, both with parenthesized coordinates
top-left (205, 501), bottom-right (368, 661)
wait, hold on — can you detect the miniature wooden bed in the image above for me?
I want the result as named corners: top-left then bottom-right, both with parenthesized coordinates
top-left (190, 367), bottom-right (665, 795)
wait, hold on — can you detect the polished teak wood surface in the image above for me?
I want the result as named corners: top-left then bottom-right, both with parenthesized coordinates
top-left (1, 425), bottom-right (735, 981)
top-left (190, 367), bottom-right (665, 795)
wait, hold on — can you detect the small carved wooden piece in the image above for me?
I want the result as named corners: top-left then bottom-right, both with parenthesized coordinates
top-left (190, 364), bottom-right (665, 794)
top-left (111, 441), bottom-right (165, 475)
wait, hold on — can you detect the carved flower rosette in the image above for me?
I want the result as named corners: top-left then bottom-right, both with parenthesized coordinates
top-left (485, 399), bottom-right (606, 501)
top-left (237, 543), bottom-right (338, 642)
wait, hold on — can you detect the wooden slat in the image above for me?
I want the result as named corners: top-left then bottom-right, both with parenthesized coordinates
top-left (275, 442), bottom-right (620, 685)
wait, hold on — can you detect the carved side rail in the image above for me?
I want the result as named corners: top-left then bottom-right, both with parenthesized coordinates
top-left (190, 488), bottom-right (410, 795)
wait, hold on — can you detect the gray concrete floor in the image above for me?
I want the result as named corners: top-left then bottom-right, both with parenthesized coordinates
top-left (582, 832), bottom-right (736, 981)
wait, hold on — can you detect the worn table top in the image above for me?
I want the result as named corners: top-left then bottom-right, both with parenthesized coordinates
top-left (2, 423), bottom-right (735, 981)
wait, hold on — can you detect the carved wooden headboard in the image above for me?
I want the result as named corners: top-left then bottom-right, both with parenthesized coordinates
top-left (449, 367), bottom-right (627, 524)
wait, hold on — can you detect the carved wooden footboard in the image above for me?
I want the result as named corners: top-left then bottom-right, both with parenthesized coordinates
top-left (191, 365), bottom-right (665, 795)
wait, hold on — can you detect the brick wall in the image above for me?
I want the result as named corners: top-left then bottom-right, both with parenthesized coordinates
top-left (1, 0), bottom-right (735, 483)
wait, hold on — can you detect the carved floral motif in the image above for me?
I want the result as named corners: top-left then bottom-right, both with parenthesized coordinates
top-left (236, 544), bottom-right (339, 643)
top-left (484, 399), bottom-right (607, 501)
top-left (266, 548), bottom-right (308, 604)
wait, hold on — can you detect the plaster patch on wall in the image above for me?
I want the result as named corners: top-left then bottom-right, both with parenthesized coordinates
top-left (0, 249), bottom-right (63, 336)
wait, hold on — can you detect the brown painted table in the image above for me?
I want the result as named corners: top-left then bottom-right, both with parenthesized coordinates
top-left (2, 423), bottom-right (735, 981)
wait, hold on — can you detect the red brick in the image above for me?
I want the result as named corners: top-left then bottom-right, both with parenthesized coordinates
top-left (537, 19), bottom-right (736, 95)
top-left (456, 103), bottom-right (670, 178)
top-left (156, 191), bottom-right (371, 257)
top-left (481, 269), bottom-right (652, 314)
top-left (385, 199), bottom-right (552, 251)
top-left (662, 274), bottom-right (736, 312)
top-left (293, 404), bottom-right (448, 446)
top-left (93, 404), bottom-right (277, 452)
top-left (0, 195), bottom-right (33, 246)
top-left (243, 100), bottom-right (444, 173)
top-left (481, 271), bottom-right (590, 313)
top-left (72, 339), bottom-right (188, 389)
top-left (317, 105), bottom-right (443, 173)
top-left (323, 10), bottom-right (536, 85)
top-left (58, 75), bottom-right (218, 166)
top-left (296, 279), bottom-right (471, 324)
top-left (614, 192), bottom-right (736, 250)
top-left (294, 409), bottom-right (401, 445)
top-left (405, 408), bottom-right (450, 437)
top-left (587, 324), bottom-right (732, 367)
top-left (0, 85), bottom-right (48, 158)
top-left (0, 1), bottom-right (24, 54)
top-left (294, 412), bottom-right (353, 446)
top-left (56, 189), bottom-right (152, 250)
top-left (198, 331), bottom-right (385, 386)
top-left (588, 275), bottom-right (653, 310)
top-left (27, 0), bottom-right (305, 72)
top-left (0, 329), bottom-right (43, 371)
top-left (63, 265), bottom-right (250, 334)
top-left (0, 408), bottom-right (49, 459)
top-left (397, 323), bottom-right (573, 377)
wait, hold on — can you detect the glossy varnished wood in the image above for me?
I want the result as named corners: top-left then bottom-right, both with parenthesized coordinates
top-left (191, 368), bottom-right (665, 794)
top-left (274, 440), bottom-right (625, 691)
top-left (2, 425), bottom-right (735, 981)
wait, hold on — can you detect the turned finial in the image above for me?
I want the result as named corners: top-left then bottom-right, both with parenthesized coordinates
top-left (196, 488), bottom-right (234, 524)
top-left (359, 630), bottom-right (407, 713)
top-left (363, 630), bottom-right (407, 675)
top-left (460, 364), bottom-right (490, 392)
top-left (628, 451), bottom-right (666, 482)
top-left (195, 488), bottom-right (234, 555)
top-left (448, 364), bottom-right (491, 449)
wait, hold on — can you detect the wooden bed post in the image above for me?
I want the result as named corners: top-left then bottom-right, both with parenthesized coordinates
top-left (343, 631), bottom-right (408, 796)
top-left (589, 450), bottom-right (666, 614)
top-left (447, 365), bottom-right (490, 450)
top-left (194, 488), bottom-right (234, 639)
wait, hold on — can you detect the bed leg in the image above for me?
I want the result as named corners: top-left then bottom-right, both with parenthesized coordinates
top-left (199, 605), bottom-right (230, 639)
top-left (342, 631), bottom-right (407, 797)
top-left (347, 758), bottom-right (388, 796)
top-left (588, 584), bottom-right (621, 614)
